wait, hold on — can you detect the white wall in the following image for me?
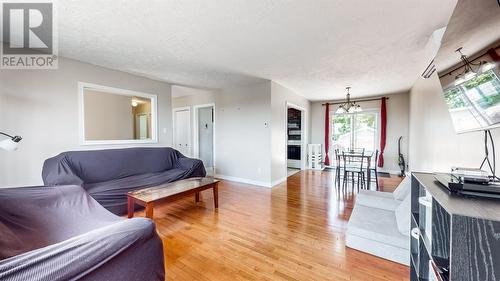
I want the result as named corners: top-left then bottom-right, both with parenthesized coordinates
top-left (0, 58), bottom-right (172, 187)
top-left (270, 81), bottom-right (311, 184)
top-left (172, 87), bottom-right (218, 108)
top-left (408, 73), bottom-right (494, 173)
top-left (310, 91), bottom-right (410, 173)
top-left (172, 81), bottom-right (310, 187)
top-left (172, 82), bottom-right (273, 187)
top-left (216, 82), bottom-right (272, 185)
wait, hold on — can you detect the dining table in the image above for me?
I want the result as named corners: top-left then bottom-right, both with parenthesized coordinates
top-left (342, 150), bottom-right (375, 190)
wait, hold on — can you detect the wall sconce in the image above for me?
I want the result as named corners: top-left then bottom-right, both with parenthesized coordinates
top-left (0, 132), bottom-right (22, 151)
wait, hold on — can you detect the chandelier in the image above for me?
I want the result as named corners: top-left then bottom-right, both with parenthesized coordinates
top-left (454, 47), bottom-right (496, 86)
top-left (336, 87), bottom-right (362, 114)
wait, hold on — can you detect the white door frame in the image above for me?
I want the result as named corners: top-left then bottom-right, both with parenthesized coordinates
top-left (285, 102), bottom-right (307, 177)
top-left (193, 103), bottom-right (216, 169)
top-left (172, 106), bottom-right (191, 156)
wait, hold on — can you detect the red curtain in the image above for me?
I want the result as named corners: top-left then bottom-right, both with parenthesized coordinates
top-left (324, 103), bottom-right (330, 166)
top-left (378, 97), bottom-right (387, 168)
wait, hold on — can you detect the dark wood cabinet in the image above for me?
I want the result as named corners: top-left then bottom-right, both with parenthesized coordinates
top-left (411, 173), bottom-right (500, 281)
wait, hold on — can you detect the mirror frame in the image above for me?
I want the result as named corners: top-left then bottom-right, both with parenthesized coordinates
top-left (78, 82), bottom-right (158, 145)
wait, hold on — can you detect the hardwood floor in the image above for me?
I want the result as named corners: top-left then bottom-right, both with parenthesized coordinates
top-left (134, 170), bottom-right (409, 281)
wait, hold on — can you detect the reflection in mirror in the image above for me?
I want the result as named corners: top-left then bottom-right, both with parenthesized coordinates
top-left (432, 0), bottom-right (500, 133)
top-left (79, 83), bottom-right (157, 144)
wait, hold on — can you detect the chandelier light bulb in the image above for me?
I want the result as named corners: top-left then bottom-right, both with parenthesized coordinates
top-left (481, 61), bottom-right (496, 72)
top-left (336, 106), bottom-right (346, 114)
top-left (454, 75), bottom-right (466, 86)
top-left (464, 71), bottom-right (477, 81)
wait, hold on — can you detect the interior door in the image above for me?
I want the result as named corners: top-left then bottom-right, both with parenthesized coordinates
top-left (174, 109), bottom-right (191, 156)
top-left (135, 114), bottom-right (148, 139)
top-left (198, 107), bottom-right (214, 168)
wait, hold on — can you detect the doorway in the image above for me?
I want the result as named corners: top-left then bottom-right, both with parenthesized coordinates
top-left (194, 104), bottom-right (215, 176)
top-left (286, 103), bottom-right (306, 177)
top-left (173, 107), bottom-right (191, 156)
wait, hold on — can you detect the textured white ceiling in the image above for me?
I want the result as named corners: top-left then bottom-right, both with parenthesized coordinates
top-left (435, 0), bottom-right (500, 73)
top-left (58, 0), bottom-right (458, 100)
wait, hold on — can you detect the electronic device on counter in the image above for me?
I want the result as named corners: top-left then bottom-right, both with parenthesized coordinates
top-left (434, 170), bottom-right (500, 199)
top-left (450, 167), bottom-right (490, 183)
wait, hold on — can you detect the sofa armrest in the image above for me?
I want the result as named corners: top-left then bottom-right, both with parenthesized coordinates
top-left (42, 156), bottom-right (84, 186)
top-left (0, 219), bottom-right (164, 281)
top-left (175, 157), bottom-right (206, 177)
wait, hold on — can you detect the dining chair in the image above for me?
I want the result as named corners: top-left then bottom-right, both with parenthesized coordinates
top-left (349, 148), bottom-right (365, 154)
top-left (333, 149), bottom-right (343, 188)
top-left (368, 149), bottom-right (379, 190)
top-left (341, 151), bottom-right (366, 193)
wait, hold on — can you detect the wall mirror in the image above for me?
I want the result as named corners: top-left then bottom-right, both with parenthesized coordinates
top-left (78, 82), bottom-right (158, 145)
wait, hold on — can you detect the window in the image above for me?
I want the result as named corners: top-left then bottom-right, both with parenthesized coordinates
top-left (331, 111), bottom-right (379, 152)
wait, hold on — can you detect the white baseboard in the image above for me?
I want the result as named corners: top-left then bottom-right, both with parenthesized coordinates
top-left (215, 174), bottom-right (272, 188)
top-left (378, 169), bottom-right (402, 175)
top-left (271, 177), bottom-right (288, 187)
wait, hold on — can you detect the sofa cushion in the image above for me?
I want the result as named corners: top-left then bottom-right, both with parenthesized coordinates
top-left (0, 218), bottom-right (165, 281)
top-left (392, 175), bottom-right (411, 201)
top-left (85, 168), bottom-right (189, 215)
top-left (347, 204), bottom-right (409, 250)
top-left (356, 191), bottom-right (401, 211)
top-left (346, 233), bottom-right (409, 265)
top-left (395, 193), bottom-right (411, 236)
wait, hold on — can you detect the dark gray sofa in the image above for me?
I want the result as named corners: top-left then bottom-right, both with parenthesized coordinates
top-left (0, 185), bottom-right (164, 281)
top-left (42, 147), bottom-right (206, 215)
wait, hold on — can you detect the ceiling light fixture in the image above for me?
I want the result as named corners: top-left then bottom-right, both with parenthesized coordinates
top-left (336, 87), bottom-right (362, 114)
top-left (131, 100), bottom-right (138, 107)
top-left (454, 47), bottom-right (495, 86)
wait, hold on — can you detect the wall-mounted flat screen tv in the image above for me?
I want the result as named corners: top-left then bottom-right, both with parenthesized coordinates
top-left (442, 67), bottom-right (500, 133)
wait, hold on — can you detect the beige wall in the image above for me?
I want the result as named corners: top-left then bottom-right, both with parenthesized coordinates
top-left (0, 58), bottom-right (172, 187)
top-left (310, 91), bottom-right (410, 173)
top-left (84, 90), bottom-right (134, 140)
top-left (270, 81), bottom-right (311, 183)
top-left (408, 73), bottom-right (498, 173)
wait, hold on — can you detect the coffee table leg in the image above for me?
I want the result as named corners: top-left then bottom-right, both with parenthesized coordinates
top-left (195, 192), bottom-right (200, 203)
top-left (145, 203), bottom-right (154, 219)
top-left (213, 183), bottom-right (219, 209)
top-left (127, 196), bottom-right (135, 218)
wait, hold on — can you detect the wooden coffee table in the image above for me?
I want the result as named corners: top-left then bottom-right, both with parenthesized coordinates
top-left (127, 177), bottom-right (219, 219)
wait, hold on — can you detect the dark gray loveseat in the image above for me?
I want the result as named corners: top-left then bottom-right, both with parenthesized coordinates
top-left (42, 147), bottom-right (206, 215)
top-left (0, 185), bottom-right (164, 281)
